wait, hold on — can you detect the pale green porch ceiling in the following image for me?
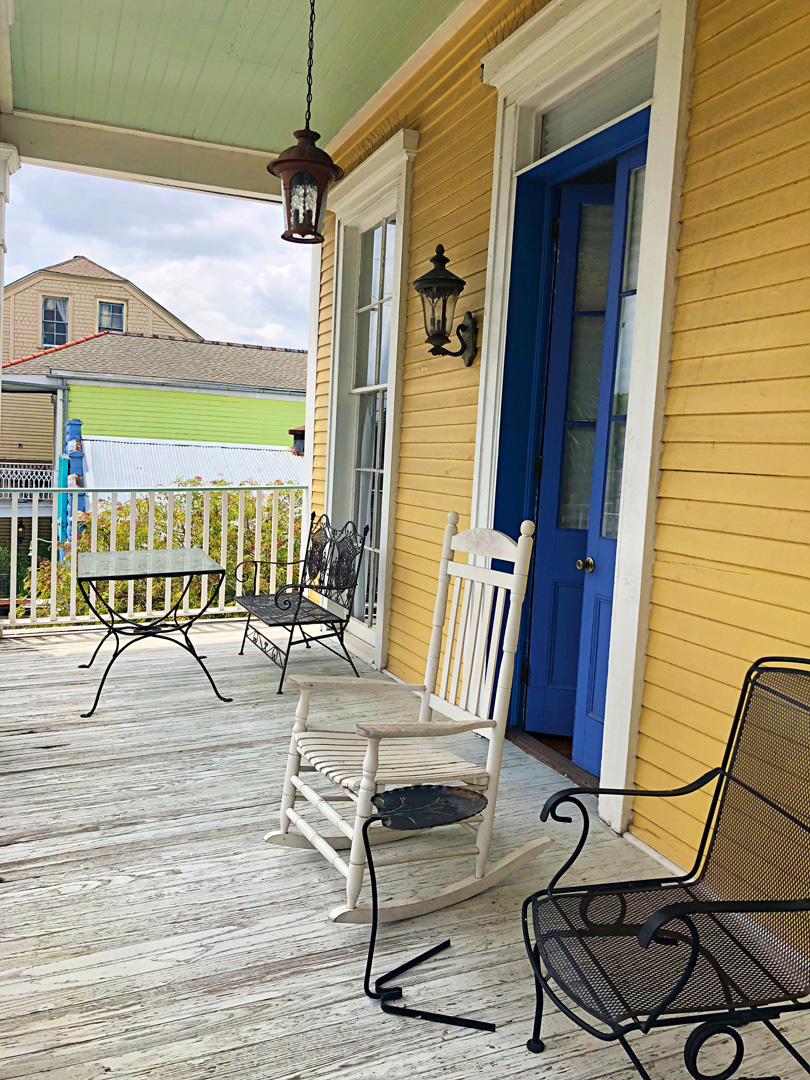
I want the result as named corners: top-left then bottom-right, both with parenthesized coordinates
top-left (9, 0), bottom-right (466, 154)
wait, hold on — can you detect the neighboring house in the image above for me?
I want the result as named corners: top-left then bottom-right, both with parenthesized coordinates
top-left (2, 254), bottom-right (201, 365)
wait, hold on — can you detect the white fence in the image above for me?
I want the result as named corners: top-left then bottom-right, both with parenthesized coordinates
top-left (0, 462), bottom-right (55, 498)
top-left (0, 484), bottom-right (307, 630)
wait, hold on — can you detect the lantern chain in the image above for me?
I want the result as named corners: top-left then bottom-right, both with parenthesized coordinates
top-left (305, 0), bottom-right (315, 131)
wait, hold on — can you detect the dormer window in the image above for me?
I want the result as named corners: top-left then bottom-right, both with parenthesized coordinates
top-left (98, 301), bottom-right (125, 331)
top-left (42, 297), bottom-right (68, 346)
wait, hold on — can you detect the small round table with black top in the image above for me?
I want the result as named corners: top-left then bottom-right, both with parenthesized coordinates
top-left (361, 784), bottom-right (496, 1033)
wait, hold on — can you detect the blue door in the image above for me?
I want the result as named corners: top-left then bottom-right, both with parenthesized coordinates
top-left (525, 144), bottom-right (647, 776)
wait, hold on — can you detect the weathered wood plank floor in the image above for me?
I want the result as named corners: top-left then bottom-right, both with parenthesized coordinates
top-left (1, 623), bottom-right (807, 1078)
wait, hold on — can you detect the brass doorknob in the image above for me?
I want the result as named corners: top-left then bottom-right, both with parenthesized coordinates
top-left (576, 556), bottom-right (595, 573)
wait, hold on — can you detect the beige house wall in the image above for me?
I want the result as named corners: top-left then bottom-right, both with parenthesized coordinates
top-left (2, 272), bottom-right (200, 364)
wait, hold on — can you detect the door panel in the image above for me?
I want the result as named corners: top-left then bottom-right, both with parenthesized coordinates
top-left (525, 184), bottom-right (614, 737)
top-left (572, 145), bottom-right (647, 775)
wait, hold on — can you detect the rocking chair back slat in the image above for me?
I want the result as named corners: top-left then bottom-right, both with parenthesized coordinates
top-left (440, 574), bottom-right (463, 700)
top-left (480, 585), bottom-right (506, 718)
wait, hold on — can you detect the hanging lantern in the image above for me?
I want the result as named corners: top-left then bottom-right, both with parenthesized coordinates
top-left (268, 0), bottom-right (343, 244)
top-left (413, 244), bottom-right (478, 366)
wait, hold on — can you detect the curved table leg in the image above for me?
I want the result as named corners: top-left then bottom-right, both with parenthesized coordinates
top-left (78, 627), bottom-right (115, 669)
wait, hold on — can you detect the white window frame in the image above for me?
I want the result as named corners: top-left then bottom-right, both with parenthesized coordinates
top-left (474, 0), bottom-right (697, 830)
top-left (324, 128), bottom-right (418, 668)
top-left (97, 298), bottom-right (127, 332)
top-left (41, 294), bottom-right (70, 347)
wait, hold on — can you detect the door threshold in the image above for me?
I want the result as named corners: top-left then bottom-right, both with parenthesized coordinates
top-left (508, 730), bottom-right (598, 789)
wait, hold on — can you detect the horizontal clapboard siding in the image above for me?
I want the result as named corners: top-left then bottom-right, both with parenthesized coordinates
top-left (631, 0), bottom-right (810, 869)
top-left (311, 0), bottom-right (533, 683)
top-left (0, 392), bottom-right (54, 461)
top-left (67, 385), bottom-right (304, 449)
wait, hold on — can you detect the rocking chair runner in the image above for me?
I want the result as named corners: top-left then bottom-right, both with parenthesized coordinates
top-left (236, 513), bottom-right (368, 694)
top-left (265, 511), bottom-right (552, 923)
top-left (523, 656), bottom-right (810, 1080)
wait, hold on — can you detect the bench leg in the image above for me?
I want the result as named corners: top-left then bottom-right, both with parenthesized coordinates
top-left (527, 945), bottom-right (545, 1053)
top-left (277, 624), bottom-right (296, 694)
top-left (337, 626), bottom-right (360, 678)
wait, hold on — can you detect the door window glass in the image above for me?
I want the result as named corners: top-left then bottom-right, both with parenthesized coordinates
top-left (352, 214), bottom-right (396, 627)
top-left (601, 165), bottom-right (645, 539)
top-left (558, 201), bottom-right (612, 529)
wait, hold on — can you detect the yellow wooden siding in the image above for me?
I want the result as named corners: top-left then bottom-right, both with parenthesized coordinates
top-left (312, 0), bottom-right (540, 683)
top-left (631, 0), bottom-right (810, 867)
top-left (0, 393), bottom-right (54, 461)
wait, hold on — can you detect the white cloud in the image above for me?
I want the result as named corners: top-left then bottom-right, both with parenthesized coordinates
top-left (4, 164), bottom-right (312, 349)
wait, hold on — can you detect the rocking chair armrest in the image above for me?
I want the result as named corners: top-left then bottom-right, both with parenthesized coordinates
top-left (638, 898), bottom-right (810, 949)
top-left (356, 719), bottom-right (497, 739)
top-left (291, 676), bottom-right (426, 695)
top-left (540, 767), bottom-right (723, 822)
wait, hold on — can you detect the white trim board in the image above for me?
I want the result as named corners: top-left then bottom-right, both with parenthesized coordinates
top-left (473, 0), bottom-right (697, 832)
top-left (323, 129), bottom-right (419, 670)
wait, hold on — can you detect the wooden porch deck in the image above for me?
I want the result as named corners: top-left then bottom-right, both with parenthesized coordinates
top-left (1, 622), bottom-right (807, 1079)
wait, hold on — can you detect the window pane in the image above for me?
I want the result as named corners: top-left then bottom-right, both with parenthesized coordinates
top-left (42, 296), bottom-right (68, 346)
top-left (622, 165), bottom-right (646, 292)
top-left (354, 468), bottom-right (374, 537)
top-left (612, 293), bottom-right (635, 417)
top-left (378, 390), bottom-right (387, 468)
top-left (382, 218), bottom-right (396, 297)
top-left (574, 203), bottom-right (613, 311)
top-left (566, 316), bottom-right (604, 422)
top-left (358, 223), bottom-right (383, 308)
top-left (558, 425), bottom-right (595, 530)
top-left (378, 301), bottom-right (391, 384)
top-left (601, 421), bottom-right (626, 539)
top-left (99, 301), bottom-right (124, 331)
top-left (355, 307), bottom-right (378, 387)
top-left (355, 393), bottom-right (379, 470)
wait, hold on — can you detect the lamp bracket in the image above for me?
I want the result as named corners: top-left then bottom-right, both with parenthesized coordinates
top-left (430, 312), bottom-right (477, 366)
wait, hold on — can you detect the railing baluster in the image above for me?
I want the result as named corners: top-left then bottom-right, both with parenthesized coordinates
top-left (29, 493), bottom-right (39, 624)
top-left (254, 488), bottom-right (263, 593)
top-left (219, 491), bottom-right (228, 612)
top-left (270, 490), bottom-right (279, 593)
top-left (287, 490), bottom-right (295, 585)
top-left (109, 492), bottom-right (118, 611)
top-left (50, 490), bottom-right (58, 622)
top-left (127, 491), bottom-right (136, 617)
top-left (69, 492), bottom-right (78, 622)
top-left (201, 491), bottom-right (210, 611)
top-left (91, 492), bottom-right (98, 552)
top-left (165, 492), bottom-right (174, 615)
top-left (235, 490), bottom-right (245, 599)
top-left (9, 492), bottom-right (18, 627)
top-left (183, 490), bottom-right (192, 615)
top-left (146, 493), bottom-right (155, 616)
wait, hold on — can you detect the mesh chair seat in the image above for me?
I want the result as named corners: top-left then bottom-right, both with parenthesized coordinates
top-left (296, 730), bottom-right (488, 793)
top-left (237, 593), bottom-right (343, 627)
top-left (533, 881), bottom-right (810, 1026)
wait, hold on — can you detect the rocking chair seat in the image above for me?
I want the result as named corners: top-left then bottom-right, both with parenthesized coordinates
top-left (533, 882), bottom-right (810, 1026)
top-left (295, 730), bottom-right (488, 793)
top-left (236, 593), bottom-right (343, 627)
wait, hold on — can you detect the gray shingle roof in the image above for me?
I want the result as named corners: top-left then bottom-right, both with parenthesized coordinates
top-left (39, 256), bottom-right (125, 280)
top-left (6, 331), bottom-right (307, 392)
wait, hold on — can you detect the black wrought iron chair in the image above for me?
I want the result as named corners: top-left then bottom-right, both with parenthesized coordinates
top-left (236, 512), bottom-right (368, 694)
top-left (523, 656), bottom-right (810, 1080)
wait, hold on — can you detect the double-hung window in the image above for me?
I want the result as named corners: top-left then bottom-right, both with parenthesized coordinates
top-left (42, 297), bottom-right (68, 346)
top-left (98, 301), bottom-right (125, 331)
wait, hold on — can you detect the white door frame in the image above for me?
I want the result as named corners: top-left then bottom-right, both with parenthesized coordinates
top-left (474, 0), bottom-right (697, 830)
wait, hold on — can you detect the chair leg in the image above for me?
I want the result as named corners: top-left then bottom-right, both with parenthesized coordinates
top-left (278, 689), bottom-right (310, 835)
top-left (239, 614), bottom-right (251, 655)
top-left (345, 738), bottom-right (379, 910)
top-left (337, 627), bottom-right (361, 678)
top-left (527, 945), bottom-right (545, 1053)
top-left (277, 625), bottom-right (296, 695)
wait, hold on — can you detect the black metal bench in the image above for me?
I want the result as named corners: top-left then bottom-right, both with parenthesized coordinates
top-left (523, 656), bottom-right (810, 1080)
top-left (236, 512), bottom-right (367, 693)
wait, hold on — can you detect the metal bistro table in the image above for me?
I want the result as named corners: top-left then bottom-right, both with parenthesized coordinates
top-left (77, 548), bottom-right (233, 718)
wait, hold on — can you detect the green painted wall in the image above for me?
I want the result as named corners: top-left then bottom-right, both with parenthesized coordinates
top-left (67, 384), bottom-right (305, 447)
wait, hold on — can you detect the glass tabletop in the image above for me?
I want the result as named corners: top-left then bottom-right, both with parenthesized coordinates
top-left (77, 548), bottom-right (225, 581)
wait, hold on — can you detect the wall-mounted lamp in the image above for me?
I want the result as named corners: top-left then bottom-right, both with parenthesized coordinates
top-left (413, 245), bottom-right (477, 366)
top-left (16, 520), bottom-right (25, 545)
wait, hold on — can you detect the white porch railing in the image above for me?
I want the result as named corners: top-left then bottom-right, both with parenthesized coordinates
top-left (0, 462), bottom-right (55, 498)
top-left (0, 484), bottom-right (308, 630)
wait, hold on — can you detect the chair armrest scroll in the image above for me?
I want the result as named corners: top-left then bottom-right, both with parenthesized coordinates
top-left (291, 676), bottom-right (426, 694)
top-left (540, 768), bottom-right (722, 823)
top-left (355, 719), bottom-right (497, 739)
top-left (639, 898), bottom-right (810, 949)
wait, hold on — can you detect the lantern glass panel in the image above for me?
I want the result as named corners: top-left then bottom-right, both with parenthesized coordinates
top-left (420, 288), bottom-right (459, 345)
top-left (288, 170), bottom-right (323, 239)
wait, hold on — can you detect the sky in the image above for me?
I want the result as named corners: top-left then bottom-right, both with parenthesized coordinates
top-left (4, 164), bottom-right (312, 350)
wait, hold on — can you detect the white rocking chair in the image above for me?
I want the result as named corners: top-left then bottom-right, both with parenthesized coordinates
top-left (265, 511), bottom-right (551, 922)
